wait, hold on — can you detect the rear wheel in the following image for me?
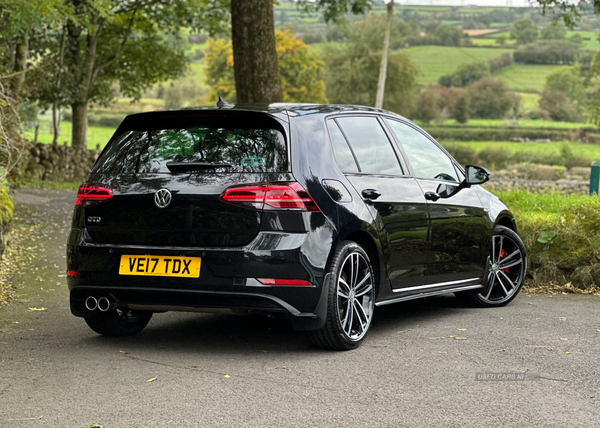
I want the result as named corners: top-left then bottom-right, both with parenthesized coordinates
top-left (457, 226), bottom-right (527, 307)
top-left (309, 241), bottom-right (375, 350)
top-left (85, 308), bottom-right (153, 336)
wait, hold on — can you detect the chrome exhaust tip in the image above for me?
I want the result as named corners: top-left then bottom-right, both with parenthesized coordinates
top-left (85, 296), bottom-right (98, 311)
top-left (97, 297), bottom-right (111, 312)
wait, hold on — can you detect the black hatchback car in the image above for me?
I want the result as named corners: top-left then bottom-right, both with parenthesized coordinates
top-left (67, 104), bottom-right (527, 350)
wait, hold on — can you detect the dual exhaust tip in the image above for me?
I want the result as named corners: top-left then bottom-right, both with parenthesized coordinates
top-left (85, 296), bottom-right (116, 312)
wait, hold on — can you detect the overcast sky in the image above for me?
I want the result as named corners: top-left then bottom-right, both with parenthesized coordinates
top-left (396, 0), bottom-right (537, 6)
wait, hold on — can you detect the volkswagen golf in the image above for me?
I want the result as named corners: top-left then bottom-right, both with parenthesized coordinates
top-left (67, 104), bottom-right (527, 350)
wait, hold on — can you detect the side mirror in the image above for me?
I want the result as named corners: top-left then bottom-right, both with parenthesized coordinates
top-left (465, 165), bottom-right (490, 185)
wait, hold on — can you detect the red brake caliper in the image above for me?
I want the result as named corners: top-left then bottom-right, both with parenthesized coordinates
top-left (499, 249), bottom-right (510, 274)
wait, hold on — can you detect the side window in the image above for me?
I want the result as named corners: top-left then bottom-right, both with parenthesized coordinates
top-left (327, 120), bottom-right (359, 173)
top-left (336, 117), bottom-right (403, 175)
top-left (385, 119), bottom-right (459, 182)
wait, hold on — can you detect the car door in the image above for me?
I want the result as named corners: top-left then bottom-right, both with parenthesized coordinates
top-left (328, 116), bottom-right (429, 289)
top-left (383, 118), bottom-right (488, 285)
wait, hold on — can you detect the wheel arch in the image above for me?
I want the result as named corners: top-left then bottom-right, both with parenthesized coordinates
top-left (339, 229), bottom-right (384, 299)
top-left (495, 214), bottom-right (517, 233)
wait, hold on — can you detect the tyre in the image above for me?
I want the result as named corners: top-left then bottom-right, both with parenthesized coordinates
top-left (309, 241), bottom-right (376, 350)
top-left (456, 225), bottom-right (527, 308)
top-left (85, 308), bottom-right (153, 336)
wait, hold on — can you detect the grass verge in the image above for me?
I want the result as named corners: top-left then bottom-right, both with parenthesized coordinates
top-left (495, 190), bottom-right (600, 291)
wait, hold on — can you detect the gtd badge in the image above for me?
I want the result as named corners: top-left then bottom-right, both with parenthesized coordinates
top-left (154, 188), bottom-right (172, 209)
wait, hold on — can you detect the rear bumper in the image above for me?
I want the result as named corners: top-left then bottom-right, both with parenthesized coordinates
top-left (67, 230), bottom-right (336, 330)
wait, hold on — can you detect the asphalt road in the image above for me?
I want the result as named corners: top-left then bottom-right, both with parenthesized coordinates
top-left (1, 189), bottom-right (599, 427)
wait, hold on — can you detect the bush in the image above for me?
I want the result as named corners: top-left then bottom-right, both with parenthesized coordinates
top-left (0, 184), bottom-right (13, 226)
top-left (424, 126), bottom-right (581, 142)
top-left (302, 33), bottom-right (325, 44)
top-left (496, 190), bottom-right (600, 289)
top-left (488, 53), bottom-right (514, 74)
top-left (466, 78), bottom-right (518, 119)
top-left (513, 40), bottom-right (579, 65)
top-left (439, 61), bottom-right (489, 87)
top-left (414, 87), bottom-right (441, 124)
top-left (539, 89), bottom-right (582, 122)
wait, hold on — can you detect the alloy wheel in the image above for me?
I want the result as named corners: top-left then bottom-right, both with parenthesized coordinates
top-left (336, 251), bottom-right (375, 341)
top-left (479, 233), bottom-right (525, 304)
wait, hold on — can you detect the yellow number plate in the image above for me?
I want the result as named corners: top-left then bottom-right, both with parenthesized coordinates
top-left (119, 255), bottom-right (201, 278)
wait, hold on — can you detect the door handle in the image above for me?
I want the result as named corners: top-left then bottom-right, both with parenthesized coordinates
top-left (424, 191), bottom-right (440, 201)
top-left (361, 189), bottom-right (381, 200)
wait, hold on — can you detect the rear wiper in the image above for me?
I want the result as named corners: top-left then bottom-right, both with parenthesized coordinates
top-left (166, 162), bottom-right (233, 173)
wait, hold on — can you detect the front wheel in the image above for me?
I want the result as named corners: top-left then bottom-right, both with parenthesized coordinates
top-left (85, 308), bottom-right (153, 336)
top-left (457, 225), bottom-right (527, 307)
top-left (309, 241), bottom-right (376, 350)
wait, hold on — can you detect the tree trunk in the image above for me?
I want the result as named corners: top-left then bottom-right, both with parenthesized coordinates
top-left (71, 101), bottom-right (88, 149)
top-left (10, 33), bottom-right (29, 95)
top-left (375, 1), bottom-right (393, 109)
top-left (231, 0), bottom-right (282, 104)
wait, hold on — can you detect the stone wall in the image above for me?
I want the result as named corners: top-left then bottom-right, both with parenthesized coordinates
top-left (9, 142), bottom-right (102, 183)
top-left (485, 179), bottom-right (589, 195)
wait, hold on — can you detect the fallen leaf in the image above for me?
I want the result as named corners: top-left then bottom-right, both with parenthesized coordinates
top-left (28, 307), bottom-right (46, 311)
top-left (224, 374), bottom-right (231, 378)
top-left (147, 377), bottom-right (157, 382)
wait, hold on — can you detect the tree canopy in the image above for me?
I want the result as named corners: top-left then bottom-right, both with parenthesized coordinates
top-left (204, 30), bottom-right (327, 105)
top-left (322, 16), bottom-right (419, 116)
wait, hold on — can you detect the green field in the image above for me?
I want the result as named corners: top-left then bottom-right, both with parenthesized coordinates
top-left (405, 46), bottom-right (514, 85)
top-left (517, 92), bottom-right (540, 110)
top-left (470, 38), bottom-right (514, 47)
top-left (431, 118), bottom-right (592, 129)
top-left (493, 64), bottom-right (558, 92)
top-left (566, 30), bottom-right (600, 50)
top-left (441, 141), bottom-right (600, 160)
top-left (26, 121), bottom-right (116, 150)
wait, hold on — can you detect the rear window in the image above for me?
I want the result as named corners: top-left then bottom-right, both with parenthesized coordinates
top-left (92, 127), bottom-right (288, 174)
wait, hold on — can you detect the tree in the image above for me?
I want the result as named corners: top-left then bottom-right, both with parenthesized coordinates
top-left (454, 96), bottom-right (469, 124)
top-left (545, 65), bottom-right (586, 104)
top-left (534, 1), bottom-right (600, 28)
top-left (435, 25), bottom-right (466, 47)
top-left (25, 0), bottom-right (228, 149)
top-left (540, 21), bottom-right (567, 39)
top-left (539, 89), bottom-right (581, 122)
top-left (204, 30), bottom-right (327, 104)
top-left (414, 87), bottom-right (441, 124)
top-left (466, 78), bottom-right (519, 119)
top-left (322, 16), bottom-right (419, 116)
top-left (510, 18), bottom-right (538, 44)
top-left (231, 0), bottom-right (282, 104)
top-left (229, 0), bottom-right (374, 105)
top-left (439, 61), bottom-right (490, 88)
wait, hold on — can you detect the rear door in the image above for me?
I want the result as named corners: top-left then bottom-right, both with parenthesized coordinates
top-left (85, 112), bottom-right (291, 247)
top-left (384, 119), bottom-right (488, 285)
top-left (328, 116), bottom-right (429, 289)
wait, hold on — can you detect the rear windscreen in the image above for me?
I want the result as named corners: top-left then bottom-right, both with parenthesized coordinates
top-left (92, 127), bottom-right (288, 174)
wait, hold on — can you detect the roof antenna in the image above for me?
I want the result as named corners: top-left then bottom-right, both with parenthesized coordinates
top-left (216, 95), bottom-right (231, 109)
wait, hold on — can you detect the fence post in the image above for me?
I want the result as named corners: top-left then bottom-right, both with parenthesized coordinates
top-left (591, 160), bottom-right (600, 196)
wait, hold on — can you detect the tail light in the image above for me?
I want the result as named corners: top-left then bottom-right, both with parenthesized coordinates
top-left (76, 182), bottom-right (113, 207)
top-left (220, 182), bottom-right (319, 212)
